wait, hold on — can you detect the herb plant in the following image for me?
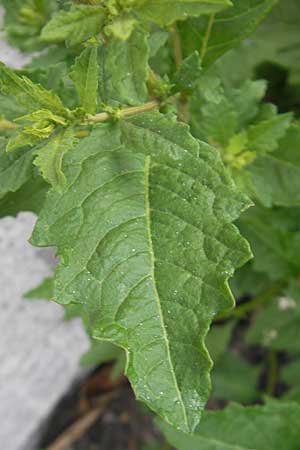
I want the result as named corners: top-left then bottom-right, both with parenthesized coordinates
top-left (1, 0), bottom-right (300, 447)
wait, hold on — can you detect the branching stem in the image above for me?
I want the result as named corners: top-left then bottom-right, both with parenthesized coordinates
top-left (200, 14), bottom-right (215, 63)
top-left (266, 350), bottom-right (278, 396)
top-left (171, 24), bottom-right (189, 122)
top-left (87, 100), bottom-right (159, 124)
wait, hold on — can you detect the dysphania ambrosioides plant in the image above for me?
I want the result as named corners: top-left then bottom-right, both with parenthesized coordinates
top-left (2, 0), bottom-right (300, 446)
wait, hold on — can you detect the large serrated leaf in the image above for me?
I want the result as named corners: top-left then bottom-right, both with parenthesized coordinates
top-left (0, 64), bottom-right (68, 117)
top-left (41, 5), bottom-right (105, 46)
top-left (31, 113), bottom-right (251, 432)
top-left (98, 30), bottom-right (149, 106)
top-left (179, 0), bottom-right (277, 66)
top-left (137, 0), bottom-right (232, 26)
top-left (160, 400), bottom-right (300, 450)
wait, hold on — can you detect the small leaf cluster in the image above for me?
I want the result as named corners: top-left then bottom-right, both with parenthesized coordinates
top-left (1, 0), bottom-right (300, 447)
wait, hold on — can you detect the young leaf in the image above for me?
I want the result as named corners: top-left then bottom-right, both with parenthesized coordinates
top-left (31, 114), bottom-right (251, 433)
top-left (33, 128), bottom-right (78, 191)
top-left (98, 30), bottom-right (149, 106)
top-left (246, 113), bottom-right (293, 154)
top-left (70, 46), bottom-right (99, 114)
top-left (179, 0), bottom-right (278, 66)
top-left (171, 51), bottom-right (202, 94)
top-left (41, 5), bottom-right (105, 46)
top-left (160, 400), bottom-right (300, 450)
top-left (137, 0), bottom-right (232, 27)
top-left (0, 64), bottom-right (68, 117)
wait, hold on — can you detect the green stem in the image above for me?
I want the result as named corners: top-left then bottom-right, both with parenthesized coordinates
top-left (171, 24), bottom-right (183, 70)
top-left (0, 119), bottom-right (19, 130)
top-left (87, 100), bottom-right (159, 124)
top-left (215, 281), bottom-right (285, 321)
top-left (200, 14), bottom-right (215, 63)
top-left (170, 24), bottom-right (189, 122)
top-left (266, 350), bottom-right (278, 396)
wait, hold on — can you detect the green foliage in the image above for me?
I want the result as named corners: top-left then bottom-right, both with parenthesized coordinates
top-left (30, 116), bottom-right (251, 432)
top-left (160, 400), bottom-right (300, 449)
top-left (33, 128), bottom-right (78, 191)
top-left (98, 30), bottom-right (149, 106)
top-left (40, 5), bottom-right (106, 46)
top-left (70, 46), bottom-right (99, 114)
top-left (136, 0), bottom-right (232, 27)
top-left (246, 280), bottom-right (300, 354)
top-left (179, 0), bottom-right (278, 66)
top-left (0, 0), bottom-right (57, 51)
top-left (1, 0), bottom-right (300, 445)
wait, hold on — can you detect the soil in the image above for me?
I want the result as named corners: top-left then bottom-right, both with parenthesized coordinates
top-left (37, 365), bottom-right (165, 450)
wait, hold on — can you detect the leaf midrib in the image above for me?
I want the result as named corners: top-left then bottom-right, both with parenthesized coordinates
top-left (144, 155), bottom-right (189, 430)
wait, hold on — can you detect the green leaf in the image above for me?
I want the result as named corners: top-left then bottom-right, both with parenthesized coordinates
top-left (80, 339), bottom-right (126, 378)
top-left (241, 0), bottom-right (300, 85)
top-left (246, 280), bottom-right (300, 354)
top-left (246, 112), bottom-right (292, 154)
top-left (160, 400), bottom-right (300, 450)
top-left (191, 77), bottom-right (294, 205)
top-left (105, 16), bottom-right (137, 41)
top-left (281, 360), bottom-right (300, 402)
top-left (205, 321), bottom-right (234, 362)
top-left (191, 79), bottom-right (267, 147)
top-left (41, 5), bottom-right (105, 46)
top-left (282, 359), bottom-right (300, 387)
top-left (0, 146), bottom-right (34, 199)
top-left (171, 51), bottom-right (202, 94)
top-left (70, 46), bottom-right (99, 114)
top-left (206, 323), bottom-right (259, 403)
top-left (6, 132), bottom-right (41, 153)
top-left (179, 0), bottom-right (278, 66)
top-left (25, 277), bottom-right (54, 301)
top-left (98, 30), bottom-right (149, 106)
top-left (5, 109), bottom-right (69, 153)
top-left (0, 174), bottom-right (48, 218)
top-left (230, 262), bottom-right (272, 299)
top-left (31, 114), bottom-right (251, 432)
top-left (247, 125), bottom-right (300, 207)
top-left (33, 128), bottom-right (78, 191)
top-left (0, 64), bottom-right (68, 117)
top-left (211, 351), bottom-right (260, 403)
top-left (239, 206), bottom-right (300, 281)
top-left (137, 0), bottom-right (232, 27)
top-left (0, 0), bottom-right (57, 52)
